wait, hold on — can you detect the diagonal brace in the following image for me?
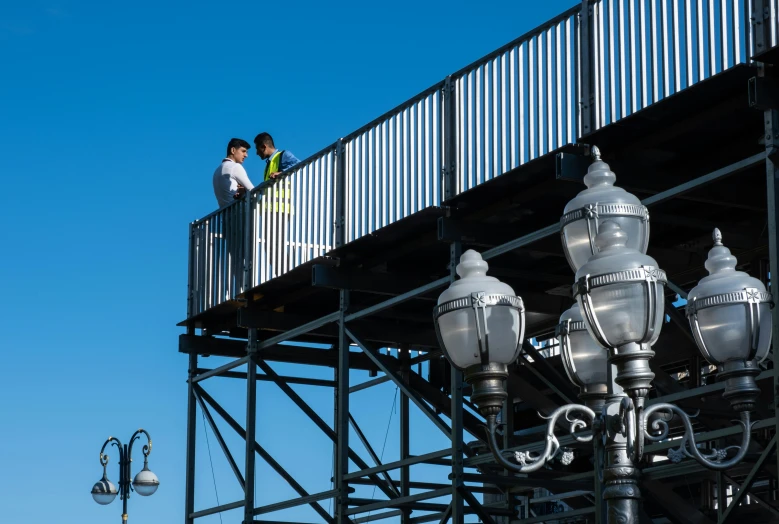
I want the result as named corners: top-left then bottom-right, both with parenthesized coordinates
top-left (254, 357), bottom-right (399, 499)
top-left (719, 434), bottom-right (777, 524)
top-left (457, 486), bottom-right (499, 524)
top-left (194, 384), bottom-right (338, 524)
top-left (193, 389), bottom-right (245, 491)
top-left (346, 327), bottom-right (453, 439)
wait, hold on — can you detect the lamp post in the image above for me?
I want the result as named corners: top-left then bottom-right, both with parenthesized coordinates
top-left (91, 429), bottom-right (159, 523)
top-left (433, 148), bottom-right (773, 524)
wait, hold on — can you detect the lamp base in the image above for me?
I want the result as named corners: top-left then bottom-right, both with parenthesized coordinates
top-left (464, 363), bottom-right (508, 418)
top-left (609, 342), bottom-right (655, 407)
top-left (579, 383), bottom-right (608, 415)
top-left (719, 360), bottom-right (761, 412)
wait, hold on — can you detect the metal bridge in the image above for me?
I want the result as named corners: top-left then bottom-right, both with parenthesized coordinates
top-left (181, 0), bottom-right (779, 522)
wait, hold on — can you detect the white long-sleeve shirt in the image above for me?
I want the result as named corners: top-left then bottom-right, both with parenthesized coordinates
top-left (213, 158), bottom-right (254, 208)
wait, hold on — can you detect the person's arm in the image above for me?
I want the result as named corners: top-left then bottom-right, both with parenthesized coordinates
top-left (232, 164), bottom-right (254, 198)
top-left (280, 151), bottom-right (301, 172)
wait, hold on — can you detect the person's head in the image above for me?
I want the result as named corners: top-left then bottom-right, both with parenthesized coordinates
top-left (254, 132), bottom-right (275, 160)
top-left (226, 138), bottom-right (251, 163)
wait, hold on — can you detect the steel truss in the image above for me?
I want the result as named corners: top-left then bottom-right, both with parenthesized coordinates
top-left (180, 2), bottom-right (779, 523)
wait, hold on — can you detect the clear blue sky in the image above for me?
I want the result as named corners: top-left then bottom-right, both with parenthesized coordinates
top-left (0, 2), bottom-right (575, 523)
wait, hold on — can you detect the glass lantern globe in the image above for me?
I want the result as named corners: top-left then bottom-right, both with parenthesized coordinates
top-left (573, 221), bottom-right (666, 349)
top-left (434, 250), bottom-right (525, 370)
top-left (687, 229), bottom-right (773, 365)
top-left (91, 474), bottom-right (118, 505)
top-left (132, 463), bottom-right (160, 496)
top-left (558, 303), bottom-right (609, 410)
top-left (560, 146), bottom-right (649, 272)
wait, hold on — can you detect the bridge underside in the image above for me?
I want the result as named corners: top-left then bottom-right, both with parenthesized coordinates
top-left (181, 58), bottom-right (779, 524)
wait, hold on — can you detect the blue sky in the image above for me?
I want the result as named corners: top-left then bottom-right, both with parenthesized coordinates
top-left (0, 2), bottom-right (575, 522)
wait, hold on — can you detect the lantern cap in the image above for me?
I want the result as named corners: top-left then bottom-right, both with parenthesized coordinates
top-left (583, 145), bottom-right (617, 188)
top-left (704, 228), bottom-right (738, 275)
top-left (575, 221), bottom-right (660, 281)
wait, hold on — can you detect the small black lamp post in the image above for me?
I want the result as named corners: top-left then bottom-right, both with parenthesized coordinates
top-left (91, 429), bottom-right (159, 523)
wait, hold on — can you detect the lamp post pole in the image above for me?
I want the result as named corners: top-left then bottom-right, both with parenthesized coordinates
top-left (91, 429), bottom-right (159, 523)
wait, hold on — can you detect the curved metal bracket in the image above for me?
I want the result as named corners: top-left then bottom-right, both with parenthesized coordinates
top-left (484, 404), bottom-right (596, 473)
top-left (641, 404), bottom-right (752, 470)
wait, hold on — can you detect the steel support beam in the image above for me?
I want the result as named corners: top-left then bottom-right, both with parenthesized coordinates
top-left (194, 384), bottom-right (336, 524)
top-left (244, 329), bottom-right (258, 524)
top-left (457, 486), bottom-right (498, 524)
top-left (184, 351), bottom-right (197, 524)
top-left (197, 368), bottom-right (335, 387)
top-left (347, 414), bottom-right (401, 498)
top-left (343, 449), bottom-right (452, 481)
top-left (190, 500), bottom-right (245, 519)
top-left (336, 290), bottom-right (351, 524)
top-left (400, 347), bottom-right (412, 524)
top-left (194, 389), bottom-right (245, 490)
top-left (253, 489), bottom-right (340, 516)
top-left (191, 354), bottom-right (250, 383)
top-left (718, 435), bottom-right (778, 523)
top-left (346, 327), bottom-right (459, 441)
top-left (256, 312), bottom-right (340, 350)
top-left (345, 488), bottom-right (452, 516)
top-left (253, 358), bottom-right (398, 499)
top-left (344, 278), bottom-right (450, 323)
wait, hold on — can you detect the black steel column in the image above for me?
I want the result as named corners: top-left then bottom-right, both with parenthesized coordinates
top-left (335, 290), bottom-right (351, 524)
top-left (754, 0), bottom-right (779, 479)
top-left (335, 140), bottom-right (346, 248)
top-left (244, 329), bottom-right (259, 524)
top-left (449, 240), bottom-right (464, 524)
top-left (444, 75), bottom-right (457, 201)
top-left (400, 346), bottom-right (411, 524)
top-left (184, 350), bottom-right (197, 524)
top-left (578, 0), bottom-right (595, 138)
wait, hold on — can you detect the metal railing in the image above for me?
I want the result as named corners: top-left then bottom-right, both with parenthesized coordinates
top-left (452, 6), bottom-right (581, 193)
top-left (189, 198), bottom-right (248, 316)
top-left (343, 85), bottom-right (445, 242)
top-left (248, 147), bottom-right (338, 288)
top-left (590, 0), bottom-right (752, 129)
top-left (187, 0), bottom-right (779, 318)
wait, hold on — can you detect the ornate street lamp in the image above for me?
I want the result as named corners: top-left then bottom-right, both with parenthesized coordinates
top-left (434, 147), bottom-right (773, 524)
top-left (91, 429), bottom-right (159, 523)
top-left (434, 251), bottom-right (595, 473)
top-left (560, 146), bottom-right (649, 272)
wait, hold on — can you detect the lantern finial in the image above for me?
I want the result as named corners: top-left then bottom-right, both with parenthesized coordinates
top-left (591, 145), bottom-right (601, 161)
top-left (713, 228), bottom-right (723, 246)
top-left (704, 228), bottom-right (737, 275)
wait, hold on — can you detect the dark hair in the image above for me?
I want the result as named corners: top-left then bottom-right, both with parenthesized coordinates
top-left (226, 138), bottom-right (251, 157)
top-left (253, 132), bottom-right (275, 148)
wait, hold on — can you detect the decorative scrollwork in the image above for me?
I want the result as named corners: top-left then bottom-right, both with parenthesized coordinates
top-left (640, 403), bottom-right (753, 470)
top-left (486, 404), bottom-right (596, 473)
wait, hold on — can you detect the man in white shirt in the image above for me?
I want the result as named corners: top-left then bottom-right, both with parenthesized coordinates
top-left (213, 138), bottom-right (254, 208)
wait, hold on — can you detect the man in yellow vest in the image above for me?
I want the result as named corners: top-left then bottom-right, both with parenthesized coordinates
top-left (253, 132), bottom-right (301, 280)
top-left (254, 132), bottom-right (301, 179)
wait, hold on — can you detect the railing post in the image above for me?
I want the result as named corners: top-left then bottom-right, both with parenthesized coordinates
top-left (335, 140), bottom-right (347, 248)
top-left (243, 189), bottom-right (254, 293)
top-left (579, 0), bottom-right (596, 138)
top-left (443, 76), bottom-right (458, 201)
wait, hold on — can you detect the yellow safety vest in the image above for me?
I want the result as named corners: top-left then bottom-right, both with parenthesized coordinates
top-left (262, 151), bottom-right (292, 214)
